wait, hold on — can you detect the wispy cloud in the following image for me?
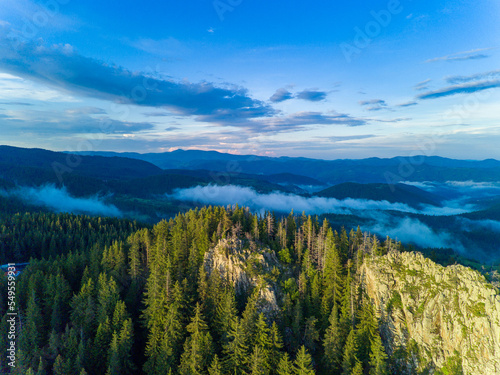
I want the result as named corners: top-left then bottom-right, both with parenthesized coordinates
top-left (359, 99), bottom-right (388, 111)
top-left (65, 107), bottom-right (106, 115)
top-left (296, 89), bottom-right (327, 102)
top-left (416, 80), bottom-right (500, 100)
top-left (396, 101), bottom-right (418, 107)
top-left (269, 88), bottom-right (294, 103)
top-left (424, 48), bottom-right (493, 63)
top-left (251, 111), bottom-right (367, 132)
top-left (128, 37), bottom-right (189, 58)
top-left (446, 69), bottom-right (500, 84)
top-left (327, 135), bottom-right (375, 142)
top-left (0, 109), bottom-right (155, 135)
top-left (414, 79), bottom-right (431, 91)
top-left (0, 101), bottom-right (32, 106)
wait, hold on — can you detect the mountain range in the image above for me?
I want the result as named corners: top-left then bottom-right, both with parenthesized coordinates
top-left (72, 148), bottom-right (500, 184)
top-left (1, 145), bottom-right (500, 262)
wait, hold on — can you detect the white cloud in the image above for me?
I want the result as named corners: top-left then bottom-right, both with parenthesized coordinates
top-left (2, 185), bottom-right (121, 217)
top-left (170, 184), bottom-right (475, 216)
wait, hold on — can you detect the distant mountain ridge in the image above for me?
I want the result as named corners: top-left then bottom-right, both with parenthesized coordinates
top-left (0, 145), bottom-right (162, 181)
top-left (71, 149), bottom-right (500, 184)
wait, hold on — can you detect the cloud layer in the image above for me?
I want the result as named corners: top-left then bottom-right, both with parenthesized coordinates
top-left (171, 184), bottom-right (474, 216)
top-left (1, 185), bottom-right (122, 217)
top-left (0, 35), bottom-right (274, 122)
top-left (171, 184), bottom-right (479, 251)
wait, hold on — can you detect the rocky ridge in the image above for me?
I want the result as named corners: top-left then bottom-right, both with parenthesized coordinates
top-left (362, 251), bottom-right (500, 374)
top-left (203, 238), bottom-right (280, 316)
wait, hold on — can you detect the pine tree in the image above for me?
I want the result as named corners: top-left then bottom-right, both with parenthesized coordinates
top-left (112, 300), bottom-right (129, 333)
top-left (52, 355), bottom-right (65, 375)
top-left (351, 360), bottom-right (363, 375)
top-left (92, 318), bottom-right (112, 372)
top-left (20, 290), bottom-right (44, 368)
top-left (342, 330), bottom-right (358, 375)
top-left (369, 332), bottom-right (388, 375)
top-left (97, 273), bottom-right (120, 325)
top-left (70, 278), bottom-right (96, 338)
top-left (269, 321), bottom-right (284, 370)
top-left (208, 354), bottom-right (223, 375)
top-left (128, 235), bottom-right (143, 280)
top-left (249, 346), bottom-right (269, 375)
top-left (277, 352), bottom-right (294, 375)
top-left (341, 260), bottom-right (356, 333)
top-left (321, 229), bottom-right (344, 327)
top-left (143, 321), bottom-right (171, 375)
top-left (223, 318), bottom-right (248, 375)
top-left (356, 301), bottom-right (377, 368)
top-left (323, 306), bottom-right (343, 373)
top-left (36, 356), bottom-right (47, 375)
top-left (107, 318), bottom-right (135, 375)
top-left (215, 289), bottom-right (238, 346)
top-left (293, 346), bottom-right (315, 375)
top-left (253, 313), bottom-right (271, 350)
top-left (49, 273), bottom-right (71, 334)
top-left (179, 303), bottom-right (213, 375)
top-left (303, 317), bottom-right (320, 355)
top-left (241, 291), bottom-right (259, 344)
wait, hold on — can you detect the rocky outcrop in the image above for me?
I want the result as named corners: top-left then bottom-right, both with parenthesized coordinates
top-left (203, 238), bottom-right (280, 315)
top-left (361, 251), bottom-right (500, 375)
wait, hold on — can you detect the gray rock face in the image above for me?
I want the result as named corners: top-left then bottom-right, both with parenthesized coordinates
top-left (203, 238), bottom-right (280, 316)
top-left (361, 251), bottom-right (500, 375)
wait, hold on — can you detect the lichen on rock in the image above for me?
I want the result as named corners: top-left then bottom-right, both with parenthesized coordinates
top-left (203, 238), bottom-right (280, 316)
top-left (361, 251), bottom-right (500, 375)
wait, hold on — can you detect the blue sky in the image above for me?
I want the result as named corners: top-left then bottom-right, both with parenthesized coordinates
top-left (0, 0), bottom-right (499, 159)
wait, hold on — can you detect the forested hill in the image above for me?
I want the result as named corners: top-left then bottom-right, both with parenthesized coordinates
top-left (0, 145), bottom-right (163, 181)
top-left (315, 182), bottom-right (441, 208)
top-left (1, 207), bottom-right (497, 374)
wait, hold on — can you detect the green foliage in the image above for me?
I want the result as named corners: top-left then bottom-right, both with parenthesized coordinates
top-left (208, 354), bottom-right (222, 375)
top-left (323, 306), bottom-right (343, 373)
top-left (0, 206), bottom-right (479, 375)
top-left (436, 351), bottom-right (464, 375)
top-left (223, 318), bottom-right (248, 375)
top-left (294, 346), bottom-right (316, 375)
top-left (369, 332), bottom-right (388, 375)
top-left (277, 352), bottom-right (294, 375)
top-left (467, 302), bottom-right (487, 317)
top-left (178, 303), bottom-right (213, 375)
top-left (342, 330), bottom-right (358, 375)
